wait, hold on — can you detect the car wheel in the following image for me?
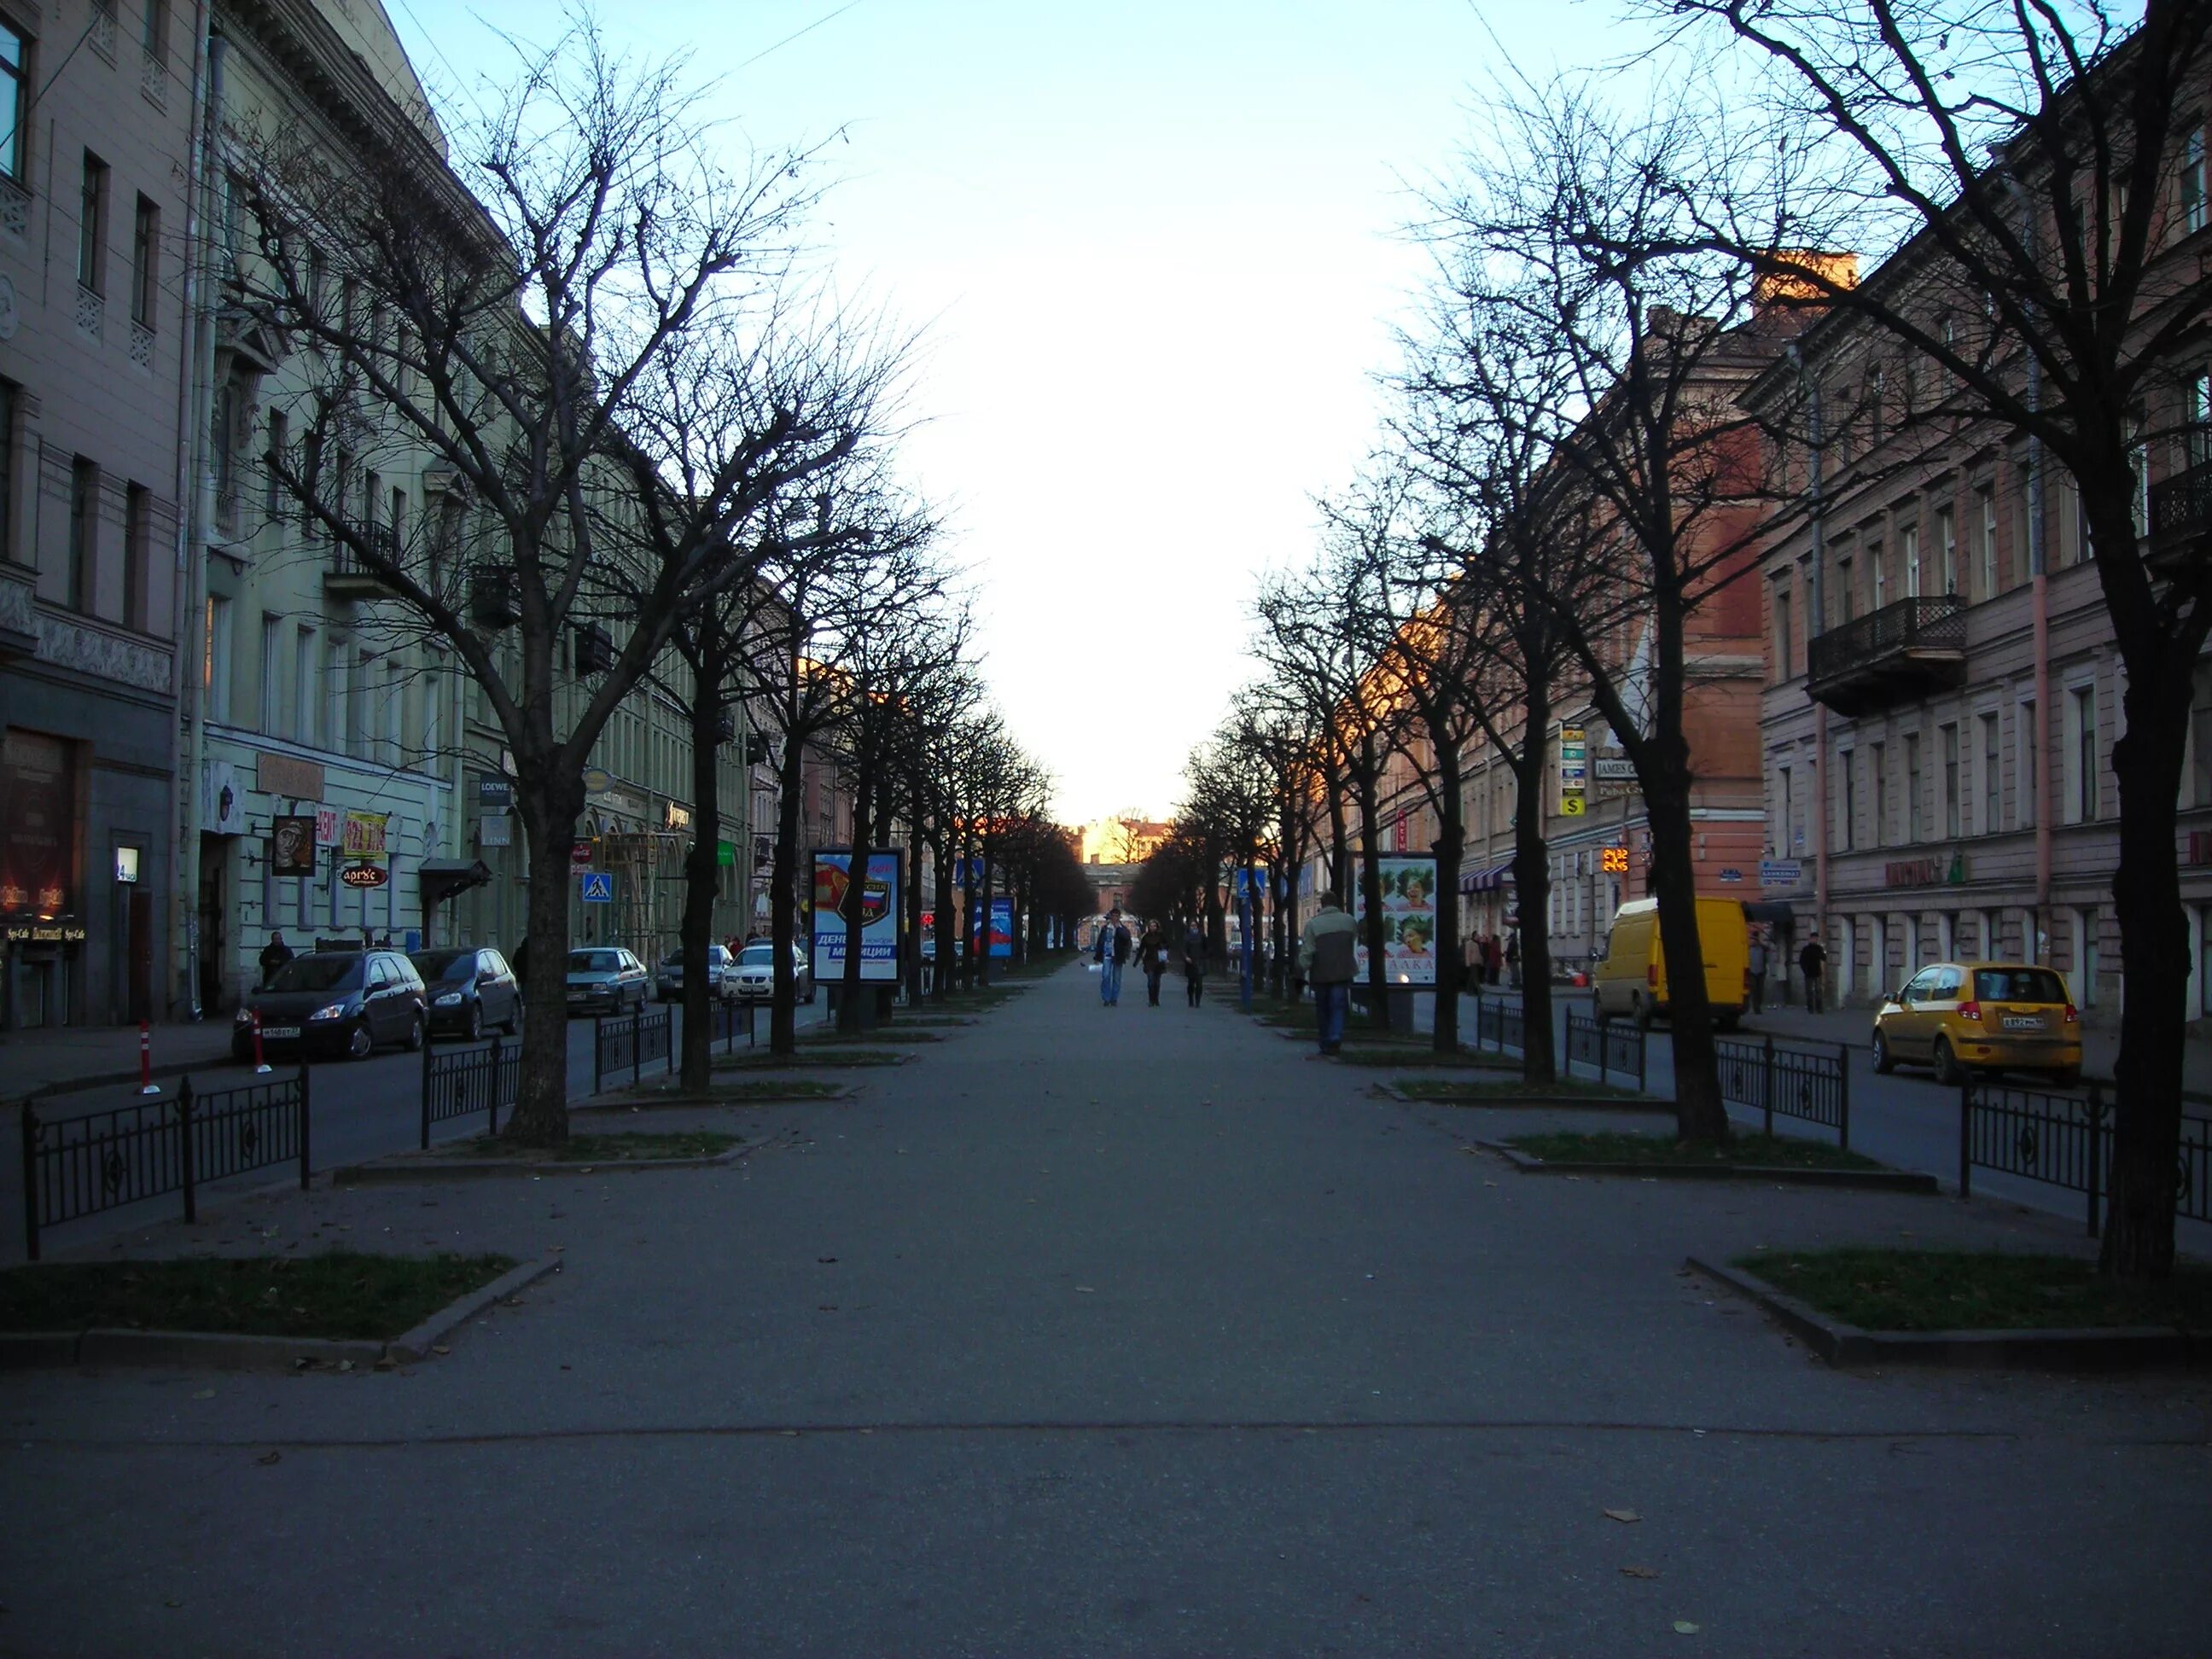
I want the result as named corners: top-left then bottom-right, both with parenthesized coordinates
top-left (346, 1022), bottom-right (375, 1062)
top-left (405, 1013), bottom-right (426, 1052)
top-left (1931, 1035), bottom-right (1965, 1088)
top-left (463, 1002), bottom-right (482, 1042)
top-left (1633, 996), bottom-right (1653, 1033)
top-left (1872, 1029), bottom-right (1896, 1074)
top-left (1594, 1000), bottom-right (1612, 1026)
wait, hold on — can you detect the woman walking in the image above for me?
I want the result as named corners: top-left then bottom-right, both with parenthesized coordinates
top-left (1138, 923), bottom-right (1169, 1006)
top-left (1183, 920), bottom-right (1208, 1006)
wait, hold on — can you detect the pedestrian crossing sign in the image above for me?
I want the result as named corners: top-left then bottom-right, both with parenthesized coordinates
top-left (579, 871), bottom-right (614, 903)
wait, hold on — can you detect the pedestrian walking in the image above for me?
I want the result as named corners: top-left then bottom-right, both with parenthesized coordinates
top-left (1183, 921), bottom-right (1207, 1007)
top-left (1298, 888), bottom-right (1358, 1055)
top-left (1138, 923), bottom-right (1168, 1007)
top-left (1483, 932), bottom-right (1504, 988)
top-left (1092, 908), bottom-right (1131, 1007)
top-left (257, 931), bottom-right (294, 986)
top-left (1748, 930), bottom-right (1769, 1014)
top-left (1800, 936), bottom-right (1827, 1014)
top-left (1504, 929), bottom-right (1522, 991)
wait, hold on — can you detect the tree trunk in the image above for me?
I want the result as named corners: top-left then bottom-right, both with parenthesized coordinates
top-left (838, 748), bottom-right (877, 1034)
top-left (1431, 737), bottom-right (1464, 1053)
top-left (905, 811), bottom-right (926, 1007)
top-left (677, 684), bottom-right (725, 1091)
top-left (1644, 762), bottom-right (1726, 1141)
top-left (975, 857), bottom-right (995, 987)
top-left (1353, 736), bottom-right (1388, 1029)
top-left (770, 736), bottom-right (806, 1056)
top-left (928, 835), bottom-right (956, 998)
top-left (1511, 713), bottom-right (1557, 1086)
top-left (508, 785), bottom-right (584, 1145)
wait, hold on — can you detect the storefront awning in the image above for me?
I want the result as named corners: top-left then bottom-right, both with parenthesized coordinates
top-left (1742, 899), bottom-right (1796, 924)
top-left (1459, 862), bottom-right (1515, 895)
top-left (418, 859), bottom-right (494, 905)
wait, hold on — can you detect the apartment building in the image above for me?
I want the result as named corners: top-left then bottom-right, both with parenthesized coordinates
top-left (0, 0), bottom-right (197, 1027)
top-left (1746, 120), bottom-right (2212, 1022)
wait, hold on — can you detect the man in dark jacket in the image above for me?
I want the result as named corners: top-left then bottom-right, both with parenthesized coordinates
top-left (1092, 909), bottom-right (1131, 1007)
top-left (257, 932), bottom-right (294, 986)
top-left (1297, 890), bottom-right (1359, 1054)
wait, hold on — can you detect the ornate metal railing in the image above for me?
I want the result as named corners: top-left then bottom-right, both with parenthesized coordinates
top-left (1564, 1007), bottom-right (1646, 1090)
top-left (1807, 594), bottom-right (1965, 688)
top-left (2148, 454), bottom-right (2212, 544)
top-left (420, 1035), bottom-right (521, 1149)
top-left (1714, 1033), bottom-right (1850, 1145)
top-left (593, 1006), bottom-right (673, 1091)
top-left (1959, 1081), bottom-right (2212, 1237)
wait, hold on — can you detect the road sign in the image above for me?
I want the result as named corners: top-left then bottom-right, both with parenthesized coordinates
top-left (1717, 867), bottom-right (1743, 883)
top-left (581, 767), bottom-right (613, 793)
top-left (1559, 795), bottom-right (1586, 817)
top-left (1760, 859), bottom-right (1803, 887)
top-left (579, 871), bottom-right (614, 903)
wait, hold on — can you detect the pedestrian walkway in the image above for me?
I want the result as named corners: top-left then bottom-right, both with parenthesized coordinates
top-left (0, 1017), bottom-right (236, 1099)
top-left (2, 959), bottom-right (2203, 1655)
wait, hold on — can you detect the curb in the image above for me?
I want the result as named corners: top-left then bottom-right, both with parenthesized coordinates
top-left (1685, 1256), bottom-right (2206, 1371)
top-left (712, 1052), bottom-right (915, 1073)
top-left (1476, 1142), bottom-right (1939, 1191)
top-left (333, 1145), bottom-right (749, 1185)
top-left (0, 1256), bottom-right (560, 1372)
top-left (1382, 1084), bottom-right (1670, 1112)
top-left (575, 1084), bottom-right (853, 1112)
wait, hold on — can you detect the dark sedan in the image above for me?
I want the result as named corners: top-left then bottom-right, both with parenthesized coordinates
top-left (234, 950), bottom-right (428, 1062)
top-left (410, 946), bottom-right (521, 1039)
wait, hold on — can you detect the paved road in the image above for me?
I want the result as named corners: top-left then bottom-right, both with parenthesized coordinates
top-left (1, 994), bottom-right (828, 1264)
top-left (2, 960), bottom-right (2205, 1654)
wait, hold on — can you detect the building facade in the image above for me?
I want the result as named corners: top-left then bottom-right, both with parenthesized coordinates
top-left (0, 0), bottom-right (197, 1028)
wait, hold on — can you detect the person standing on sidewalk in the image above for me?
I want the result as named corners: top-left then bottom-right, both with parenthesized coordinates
top-left (258, 931), bottom-right (294, 986)
top-left (1800, 935), bottom-right (1827, 1014)
top-left (1505, 929), bottom-right (1522, 991)
top-left (1183, 921), bottom-right (1208, 1006)
top-left (1138, 923), bottom-right (1168, 1007)
top-left (1748, 929), bottom-right (1769, 1014)
top-left (1093, 909), bottom-right (1131, 1007)
top-left (1298, 889), bottom-right (1358, 1055)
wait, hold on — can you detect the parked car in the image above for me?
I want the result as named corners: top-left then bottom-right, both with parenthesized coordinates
top-left (410, 946), bottom-right (521, 1039)
top-left (1592, 897), bottom-right (1749, 1031)
top-left (1872, 961), bottom-right (2081, 1086)
top-left (730, 940), bottom-right (815, 1003)
top-left (234, 950), bottom-right (428, 1062)
top-left (655, 944), bottom-right (739, 1004)
top-left (565, 946), bottom-right (649, 1014)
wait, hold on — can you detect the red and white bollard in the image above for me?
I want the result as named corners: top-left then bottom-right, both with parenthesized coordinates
top-left (252, 1009), bottom-right (271, 1074)
top-left (137, 1021), bottom-right (161, 1096)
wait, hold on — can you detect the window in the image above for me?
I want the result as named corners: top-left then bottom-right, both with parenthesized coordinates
top-left (2055, 473), bottom-right (2084, 567)
top-left (1840, 752), bottom-right (1858, 858)
top-left (1837, 556), bottom-right (1854, 623)
top-left (1936, 507), bottom-right (1957, 596)
top-left (0, 379), bottom-right (13, 563)
top-left (204, 595), bottom-right (232, 725)
top-left (259, 614), bottom-right (282, 732)
top-left (1980, 713), bottom-right (2000, 833)
top-left (131, 195), bottom-right (158, 327)
top-left (212, 378), bottom-right (239, 530)
top-left (79, 153), bottom-right (109, 291)
top-left (0, 20), bottom-right (26, 183)
top-left (293, 626), bottom-right (317, 743)
top-left (1905, 732), bottom-right (1923, 841)
top-left (142, 0), bottom-right (167, 64)
top-left (1871, 742), bottom-right (1888, 847)
top-left (2071, 907), bottom-right (2100, 1008)
top-left (2068, 683), bottom-right (2098, 822)
top-left (2018, 699), bottom-right (2038, 828)
top-left (122, 483), bottom-right (148, 631)
top-left (1976, 486), bottom-right (1998, 598)
top-left (1902, 522), bottom-right (1921, 597)
top-left (265, 410), bottom-right (287, 523)
top-left (2185, 124), bottom-right (2208, 235)
top-left (1773, 579), bottom-right (1793, 680)
top-left (68, 459), bottom-right (97, 611)
top-left (1778, 765), bottom-right (1794, 856)
top-left (1871, 540), bottom-right (1887, 610)
top-left (1941, 723), bottom-right (1960, 838)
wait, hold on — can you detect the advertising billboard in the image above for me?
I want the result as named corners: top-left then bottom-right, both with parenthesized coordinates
top-left (1355, 854), bottom-right (1439, 987)
top-left (812, 848), bottom-right (902, 982)
top-left (988, 896), bottom-right (1014, 958)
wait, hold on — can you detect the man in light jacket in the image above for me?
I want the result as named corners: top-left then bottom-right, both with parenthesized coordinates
top-left (1091, 909), bottom-right (1132, 1007)
top-left (1298, 889), bottom-right (1359, 1055)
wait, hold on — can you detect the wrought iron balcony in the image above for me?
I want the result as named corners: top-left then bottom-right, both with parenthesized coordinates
top-left (1805, 594), bottom-right (1966, 716)
top-left (2147, 453), bottom-right (2212, 571)
top-left (323, 527), bottom-right (401, 598)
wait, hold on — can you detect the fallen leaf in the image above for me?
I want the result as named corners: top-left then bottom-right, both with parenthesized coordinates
top-left (430, 1344), bottom-right (451, 1356)
top-left (1075, 1286), bottom-right (1095, 1293)
top-left (1621, 1565), bottom-right (1658, 1580)
top-left (256, 1451), bottom-right (282, 1466)
top-left (191, 1388), bottom-right (216, 1400)
top-left (1674, 1621), bottom-right (1700, 1635)
top-left (1604, 1508), bottom-right (1641, 1524)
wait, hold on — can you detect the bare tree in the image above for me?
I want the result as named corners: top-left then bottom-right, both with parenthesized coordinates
top-left (230, 26), bottom-right (856, 1142)
top-left (1644, 0), bottom-right (2212, 1272)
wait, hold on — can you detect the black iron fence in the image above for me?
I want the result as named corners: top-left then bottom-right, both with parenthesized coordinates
top-left (1714, 1034), bottom-right (1850, 1147)
top-left (1563, 1008), bottom-right (1646, 1090)
top-left (420, 1036), bottom-right (521, 1150)
top-left (1959, 1081), bottom-right (2212, 1237)
top-left (1470, 995), bottom-right (1525, 1057)
top-left (20, 1069), bottom-right (311, 1260)
top-left (705, 998), bottom-right (757, 1053)
top-left (593, 1005), bottom-right (673, 1091)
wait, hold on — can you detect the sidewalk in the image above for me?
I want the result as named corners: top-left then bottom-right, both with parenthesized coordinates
top-left (0, 1019), bottom-right (237, 1100)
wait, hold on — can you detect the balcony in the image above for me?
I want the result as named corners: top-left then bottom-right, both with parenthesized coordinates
top-left (2147, 454), bottom-right (2212, 573)
top-left (1805, 594), bottom-right (1966, 716)
top-left (323, 527), bottom-right (400, 599)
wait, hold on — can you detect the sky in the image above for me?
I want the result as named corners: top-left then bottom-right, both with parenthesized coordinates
top-left (384, 0), bottom-right (1656, 827)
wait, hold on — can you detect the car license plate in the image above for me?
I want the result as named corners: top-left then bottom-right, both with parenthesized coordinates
top-left (2000, 1015), bottom-right (2046, 1032)
top-left (260, 1026), bottom-right (300, 1040)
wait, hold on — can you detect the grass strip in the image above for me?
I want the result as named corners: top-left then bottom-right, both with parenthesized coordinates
top-left (450, 1131), bottom-right (742, 1162)
top-left (801, 1027), bottom-right (944, 1044)
top-left (1737, 1248), bottom-right (2212, 1333)
top-left (1505, 1131), bottom-right (1883, 1172)
top-left (1399, 1076), bottom-right (1642, 1102)
top-left (0, 1251), bottom-right (516, 1340)
top-left (605, 1079), bottom-right (841, 1103)
top-left (715, 1049), bottom-right (908, 1070)
top-left (1334, 1046), bottom-right (1496, 1068)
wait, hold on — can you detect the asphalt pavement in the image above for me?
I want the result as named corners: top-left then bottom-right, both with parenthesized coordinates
top-left (2, 958), bottom-right (2206, 1655)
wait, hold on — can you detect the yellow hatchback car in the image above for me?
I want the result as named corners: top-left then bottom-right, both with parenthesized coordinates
top-left (1871, 961), bottom-right (2081, 1086)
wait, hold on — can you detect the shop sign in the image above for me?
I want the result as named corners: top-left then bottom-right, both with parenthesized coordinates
top-left (1759, 859), bottom-right (1802, 887)
top-left (314, 806), bottom-right (341, 847)
top-left (1, 730), bottom-right (75, 917)
top-left (204, 760), bottom-right (247, 835)
top-left (571, 838), bottom-right (594, 867)
top-left (1717, 867), bottom-right (1743, 883)
top-left (341, 811), bottom-right (388, 859)
top-left (258, 753), bottom-right (324, 800)
top-left (1593, 758), bottom-right (1637, 781)
top-left (270, 815), bottom-right (317, 876)
top-left (479, 813), bottom-right (513, 849)
top-left (1600, 846), bottom-right (1629, 873)
top-left (4, 919), bottom-right (86, 943)
top-left (476, 775), bottom-right (513, 809)
top-left (340, 863), bottom-right (389, 890)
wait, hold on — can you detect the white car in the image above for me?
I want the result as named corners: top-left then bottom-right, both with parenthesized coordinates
top-left (730, 940), bottom-right (815, 1004)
